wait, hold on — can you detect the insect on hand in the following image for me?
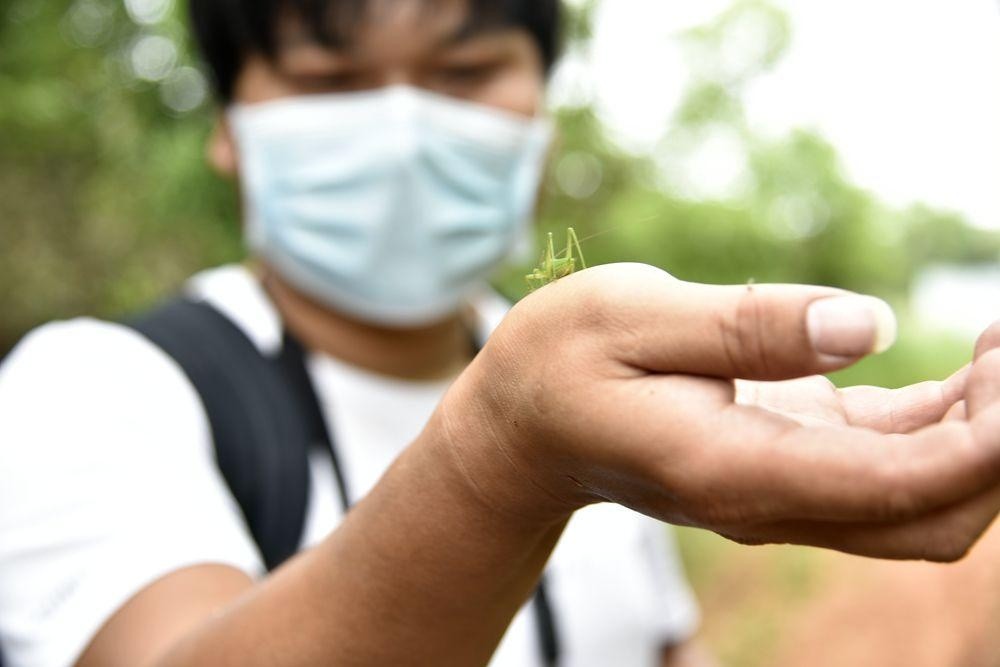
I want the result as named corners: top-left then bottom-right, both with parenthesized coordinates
top-left (525, 227), bottom-right (588, 291)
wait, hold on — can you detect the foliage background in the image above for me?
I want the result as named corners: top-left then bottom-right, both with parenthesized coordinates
top-left (3, 0), bottom-right (995, 384)
top-left (2, 1), bottom-right (998, 664)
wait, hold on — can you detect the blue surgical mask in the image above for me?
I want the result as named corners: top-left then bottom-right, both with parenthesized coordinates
top-left (229, 85), bottom-right (553, 327)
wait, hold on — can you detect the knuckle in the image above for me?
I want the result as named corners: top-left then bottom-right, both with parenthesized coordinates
top-left (715, 287), bottom-right (771, 379)
top-left (560, 271), bottom-right (623, 329)
top-left (572, 285), bottom-right (620, 332)
top-left (568, 268), bottom-right (657, 349)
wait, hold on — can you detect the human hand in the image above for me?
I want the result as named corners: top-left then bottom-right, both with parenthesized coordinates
top-left (441, 264), bottom-right (1000, 561)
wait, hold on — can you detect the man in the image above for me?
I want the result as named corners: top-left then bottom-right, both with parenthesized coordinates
top-left (2, 1), bottom-right (1000, 666)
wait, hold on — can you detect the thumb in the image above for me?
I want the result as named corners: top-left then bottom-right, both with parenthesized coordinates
top-left (582, 265), bottom-right (897, 381)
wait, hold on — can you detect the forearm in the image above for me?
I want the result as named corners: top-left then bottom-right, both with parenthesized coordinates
top-left (157, 413), bottom-right (568, 666)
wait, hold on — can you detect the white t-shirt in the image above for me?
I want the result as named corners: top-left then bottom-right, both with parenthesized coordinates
top-left (0, 265), bottom-right (698, 667)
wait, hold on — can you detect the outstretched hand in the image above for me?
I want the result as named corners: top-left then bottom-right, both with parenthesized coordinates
top-left (445, 264), bottom-right (1000, 562)
top-left (94, 263), bottom-right (999, 667)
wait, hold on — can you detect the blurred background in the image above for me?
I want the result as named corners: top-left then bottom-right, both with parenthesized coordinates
top-left (2, 0), bottom-right (999, 664)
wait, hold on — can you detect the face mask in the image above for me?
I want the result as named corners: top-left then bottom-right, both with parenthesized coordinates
top-left (229, 85), bottom-right (553, 327)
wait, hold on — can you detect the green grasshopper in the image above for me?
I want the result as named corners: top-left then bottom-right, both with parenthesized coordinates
top-left (525, 227), bottom-right (588, 291)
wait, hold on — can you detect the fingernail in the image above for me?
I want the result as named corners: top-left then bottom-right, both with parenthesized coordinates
top-left (807, 296), bottom-right (897, 358)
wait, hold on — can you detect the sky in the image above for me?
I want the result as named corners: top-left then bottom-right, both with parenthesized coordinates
top-left (554, 0), bottom-right (1000, 230)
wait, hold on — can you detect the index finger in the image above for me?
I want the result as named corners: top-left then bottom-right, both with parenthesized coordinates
top-left (643, 377), bottom-right (1000, 527)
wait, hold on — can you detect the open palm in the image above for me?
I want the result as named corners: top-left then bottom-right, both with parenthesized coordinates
top-left (736, 368), bottom-right (968, 432)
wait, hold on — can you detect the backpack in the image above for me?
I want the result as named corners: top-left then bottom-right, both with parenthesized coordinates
top-left (128, 296), bottom-right (562, 665)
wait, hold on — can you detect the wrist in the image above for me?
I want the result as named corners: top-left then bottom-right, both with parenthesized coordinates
top-left (430, 366), bottom-right (587, 526)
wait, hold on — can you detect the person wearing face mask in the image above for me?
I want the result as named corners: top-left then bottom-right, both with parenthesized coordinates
top-left (4, 2), bottom-right (1000, 667)
top-left (0, 4), bottom-right (704, 665)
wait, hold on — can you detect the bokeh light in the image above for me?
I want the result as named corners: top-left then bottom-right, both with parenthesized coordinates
top-left (129, 33), bottom-right (178, 82)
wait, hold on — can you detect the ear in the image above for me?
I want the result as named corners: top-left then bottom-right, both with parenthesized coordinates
top-left (207, 113), bottom-right (239, 178)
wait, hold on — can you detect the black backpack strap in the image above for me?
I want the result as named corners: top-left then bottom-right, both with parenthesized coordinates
top-left (128, 297), bottom-right (311, 571)
top-left (129, 295), bottom-right (562, 663)
top-left (279, 333), bottom-right (352, 512)
top-left (281, 326), bottom-right (563, 665)
top-left (534, 575), bottom-right (560, 666)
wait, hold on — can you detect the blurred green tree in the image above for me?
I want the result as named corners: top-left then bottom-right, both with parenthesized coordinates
top-left (0, 0), bottom-right (241, 355)
top-left (2, 0), bottom-right (997, 389)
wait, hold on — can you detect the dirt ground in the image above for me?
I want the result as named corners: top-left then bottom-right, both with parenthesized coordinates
top-left (677, 522), bottom-right (1000, 667)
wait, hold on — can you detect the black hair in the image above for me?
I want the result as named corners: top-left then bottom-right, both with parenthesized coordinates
top-left (188, 0), bottom-right (562, 102)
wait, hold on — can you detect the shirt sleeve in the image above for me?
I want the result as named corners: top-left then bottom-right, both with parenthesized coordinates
top-left (0, 319), bottom-right (265, 667)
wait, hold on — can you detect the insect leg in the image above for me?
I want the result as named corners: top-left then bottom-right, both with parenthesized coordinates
top-left (568, 227), bottom-right (587, 270)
